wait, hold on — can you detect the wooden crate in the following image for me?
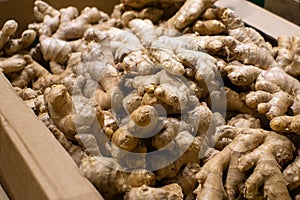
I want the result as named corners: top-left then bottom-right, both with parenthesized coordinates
top-left (265, 0), bottom-right (300, 26)
top-left (0, 0), bottom-right (300, 200)
top-left (0, 184), bottom-right (9, 200)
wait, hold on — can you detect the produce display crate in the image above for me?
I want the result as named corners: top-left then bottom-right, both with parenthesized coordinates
top-left (0, 184), bottom-right (9, 200)
top-left (265, 0), bottom-right (300, 26)
top-left (0, 0), bottom-right (300, 200)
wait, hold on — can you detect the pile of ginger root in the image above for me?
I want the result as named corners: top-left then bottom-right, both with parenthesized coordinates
top-left (1, 0), bottom-right (300, 199)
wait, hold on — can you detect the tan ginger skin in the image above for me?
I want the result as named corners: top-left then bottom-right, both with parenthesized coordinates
top-left (4, 29), bottom-right (36, 56)
top-left (0, 19), bottom-right (36, 56)
top-left (3, 0), bottom-right (300, 199)
top-left (80, 156), bottom-right (156, 199)
top-left (195, 126), bottom-right (294, 200)
top-left (0, 20), bottom-right (18, 52)
top-left (283, 149), bottom-right (300, 191)
top-left (193, 19), bottom-right (226, 35)
top-left (0, 54), bottom-right (26, 73)
top-left (44, 84), bottom-right (77, 140)
top-left (124, 183), bottom-right (184, 200)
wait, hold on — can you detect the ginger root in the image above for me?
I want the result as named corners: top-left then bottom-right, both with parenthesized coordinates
top-left (14, 87), bottom-right (43, 111)
top-left (276, 35), bottom-right (294, 67)
top-left (276, 36), bottom-right (300, 77)
top-left (33, 0), bottom-right (60, 22)
top-left (80, 156), bottom-right (156, 199)
top-left (166, 0), bottom-right (217, 30)
top-left (283, 149), bottom-right (300, 190)
top-left (225, 62), bottom-right (300, 116)
top-left (44, 84), bottom-right (77, 139)
top-left (107, 27), bottom-right (158, 75)
top-left (227, 114), bottom-right (261, 128)
top-left (39, 35), bottom-right (83, 65)
top-left (0, 54), bottom-right (26, 73)
top-left (0, 19), bottom-right (36, 56)
top-left (10, 54), bottom-right (71, 91)
top-left (121, 7), bottom-right (164, 26)
top-left (0, 20), bottom-right (18, 53)
top-left (195, 126), bottom-right (294, 200)
top-left (4, 29), bottom-right (36, 56)
top-left (246, 91), bottom-right (293, 120)
top-left (31, 0), bottom-right (108, 39)
top-left (162, 163), bottom-right (201, 199)
top-left (110, 105), bottom-right (162, 168)
top-left (270, 115), bottom-right (300, 135)
top-left (124, 183), bottom-right (183, 200)
top-left (52, 7), bottom-right (104, 40)
top-left (193, 19), bottom-right (225, 35)
top-left (4, 1), bottom-right (300, 200)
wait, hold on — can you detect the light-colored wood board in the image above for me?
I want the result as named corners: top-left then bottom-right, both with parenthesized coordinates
top-left (265, 0), bottom-right (300, 26)
top-left (216, 0), bottom-right (300, 38)
top-left (0, 184), bottom-right (9, 200)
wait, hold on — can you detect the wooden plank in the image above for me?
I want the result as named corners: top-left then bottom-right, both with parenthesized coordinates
top-left (0, 184), bottom-right (9, 200)
top-left (216, 0), bottom-right (300, 39)
top-left (0, 73), bottom-right (103, 200)
top-left (265, 0), bottom-right (300, 26)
